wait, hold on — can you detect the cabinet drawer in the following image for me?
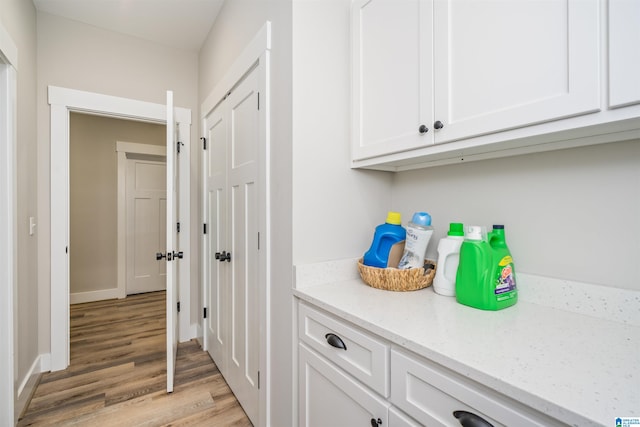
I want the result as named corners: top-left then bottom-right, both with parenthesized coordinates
top-left (298, 302), bottom-right (390, 396)
top-left (390, 348), bottom-right (563, 427)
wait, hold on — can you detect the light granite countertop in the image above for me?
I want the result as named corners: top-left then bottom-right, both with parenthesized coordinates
top-left (293, 259), bottom-right (640, 427)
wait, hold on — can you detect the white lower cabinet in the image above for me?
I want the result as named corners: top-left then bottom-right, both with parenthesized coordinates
top-left (299, 343), bottom-right (390, 427)
top-left (297, 300), bottom-right (565, 427)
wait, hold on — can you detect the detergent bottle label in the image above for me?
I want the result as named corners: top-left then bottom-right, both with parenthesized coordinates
top-left (495, 256), bottom-right (516, 299)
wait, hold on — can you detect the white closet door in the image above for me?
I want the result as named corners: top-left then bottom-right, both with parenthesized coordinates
top-left (203, 65), bottom-right (261, 425)
top-left (225, 65), bottom-right (260, 424)
top-left (204, 101), bottom-right (228, 373)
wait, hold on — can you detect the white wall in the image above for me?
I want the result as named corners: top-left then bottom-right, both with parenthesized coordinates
top-left (0, 0), bottom-right (39, 414)
top-left (36, 11), bottom-right (200, 355)
top-left (198, 1), bottom-right (293, 425)
top-left (393, 139), bottom-right (640, 291)
top-left (292, 0), bottom-right (393, 266)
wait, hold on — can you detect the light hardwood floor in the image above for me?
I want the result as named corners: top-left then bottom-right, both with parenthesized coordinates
top-left (18, 291), bottom-right (252, 426)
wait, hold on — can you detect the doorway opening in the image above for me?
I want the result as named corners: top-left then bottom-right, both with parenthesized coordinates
top-left (48, 86), bottom-right (192, 376)
top-left (69, 112), bottom-right (167, 304)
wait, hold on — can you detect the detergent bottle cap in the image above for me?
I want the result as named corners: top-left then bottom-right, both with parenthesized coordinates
top-left (411, 212), bottom-right (431, 226)
top-left (466, 226), bottom-right (484, 241)
top-left (385, 211), bottom-right (402, 225)
top-left (448, 223), bottom-right (464, 236)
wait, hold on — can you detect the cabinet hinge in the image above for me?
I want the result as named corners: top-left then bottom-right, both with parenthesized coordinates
top-left (177, 301), bottom-right (181, 312)
top-left (177, 222), bottom-right (181, 233)
top-left (200, 137), bottom-right (207, 150)
top-left (203, 307), bottom-right (207, 319)
top-left (203, 223), bottom-right (207, 234)
top-left (257, 232), bottom-right (260, 250)
top-left (176, 140), bottom-right (184, 154)
top-left (257, 92), bottom-right (260, 110)
top-left (258, 371), bottom-right (260, 389)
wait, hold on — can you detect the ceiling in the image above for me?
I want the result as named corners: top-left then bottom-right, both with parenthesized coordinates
top-left (32, 0), bottom-right (225, 51)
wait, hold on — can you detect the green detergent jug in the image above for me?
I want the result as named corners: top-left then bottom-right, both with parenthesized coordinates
top-left (455, 225), bottom-right (517, 310)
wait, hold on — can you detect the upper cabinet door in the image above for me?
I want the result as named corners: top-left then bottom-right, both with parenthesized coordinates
top-left (351, 0), bottom-right (433, 161)
top-left (433, 0), bottom-right (600, 144)
top-left (608, 0), bottom-right (640, 109)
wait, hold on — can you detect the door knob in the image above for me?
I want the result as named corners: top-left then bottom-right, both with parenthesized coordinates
top-left (172, 251), bottom-right (184, 259)
top-left (418, 124), bottom-right (429, 134)
top-left (156, 252), bottom-right (166, 260)
top-left (434, 120), bottom-right (444, 130)
top-left (215, 251), bottom-right (231, 262)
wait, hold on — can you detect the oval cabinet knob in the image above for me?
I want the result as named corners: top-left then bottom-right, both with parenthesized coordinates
top-left (434, 120), bottom-right (444, 130)
top-left (418, 124), bottom-right (429, 134)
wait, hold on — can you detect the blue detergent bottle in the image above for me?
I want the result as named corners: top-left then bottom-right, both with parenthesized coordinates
top-left (363, 212), bottom-right (406, 268)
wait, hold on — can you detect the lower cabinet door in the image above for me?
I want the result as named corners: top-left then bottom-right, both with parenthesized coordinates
top-left (299, 343), bottom-right (389, 427)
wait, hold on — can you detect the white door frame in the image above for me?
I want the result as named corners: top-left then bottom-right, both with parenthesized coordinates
top-left (48, 86), bottom-right (192, 371)
top-left (201, 21), bottom-right (271, 427)
top-left (116, 141), bottom-right (167, 299)
top-left (0, 22), bottom-right (18, 427)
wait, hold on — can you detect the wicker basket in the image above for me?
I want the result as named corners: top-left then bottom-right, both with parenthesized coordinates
top-left (357, 258), bottom-right (436, 292)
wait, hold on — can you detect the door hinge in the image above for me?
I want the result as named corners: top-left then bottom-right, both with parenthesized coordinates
top-left (65, 246), bottom-right (68, 254)
top-left (203, 223), bottom-right (207, 234)
top-left (257, 92), bottom-right (260, 110)
top-left (177, 140), bottom-right (184, 154)
top-left (177, 301), bottom-right (181, 312)
top-left (257, 232), bottom-right (260, 250)
top-left (177, 222), bottom-right (181, 233)
top-left (203, 307), bottom-right (207, 319)
top-left (258, 370), bottom-right (260, 389)
top-left (200, 137), bottom-right (207, 150)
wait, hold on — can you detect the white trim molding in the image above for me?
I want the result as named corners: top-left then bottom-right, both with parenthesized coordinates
top-left (0, 23), bottom-right (17, 427)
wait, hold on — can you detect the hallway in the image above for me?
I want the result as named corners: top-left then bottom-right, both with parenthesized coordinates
top-left (18, 292), bottom-right (252, 426)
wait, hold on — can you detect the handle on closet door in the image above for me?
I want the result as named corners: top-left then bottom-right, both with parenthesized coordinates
top-left (434, 120), bottom-right (444, 130)
top-left (418, 124), bottom-right (429, 134)
top-left (325, 333), bottom-right (347, 350)
top-left (453, 410), bottom-right (494, 427)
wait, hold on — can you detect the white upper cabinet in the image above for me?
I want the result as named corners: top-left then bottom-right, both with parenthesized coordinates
top-left (352, 0), bottom-right (640, 171)
top-left (352, 0), bottom-right (433, 160)
top-left (608, 0), bottom-right (640, 108)
top-left (433, 0), bottom-right (599, 144)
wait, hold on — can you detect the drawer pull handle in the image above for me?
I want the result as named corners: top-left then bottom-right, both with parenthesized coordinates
top-left (325, 333), bottom-right (347, 350)
top-left (453, 410), bottom-right (494, 427)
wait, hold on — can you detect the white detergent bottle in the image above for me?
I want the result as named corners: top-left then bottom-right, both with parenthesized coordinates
top-left (433, 223), bottom-right (465, 296)
top-left (398, 212), bottom-right (433, 269)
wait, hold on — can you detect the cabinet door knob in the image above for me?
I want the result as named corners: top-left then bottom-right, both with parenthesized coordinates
top-left (453, 410), bottom-right (494, 427)
top-left (325, 333), bottom-right (347, 350)
top-left (418, 124), bottom-right (429, 134)
top-left (434, 120), bottom-right (444, 130)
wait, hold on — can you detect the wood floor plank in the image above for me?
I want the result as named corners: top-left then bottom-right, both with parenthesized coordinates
top-left (18, 291), bottom-right (252, 426)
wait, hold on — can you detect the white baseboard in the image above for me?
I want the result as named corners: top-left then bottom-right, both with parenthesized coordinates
top-left (70, 288), bottom-right (122, 304)
top-left (15, 353), bottom-right (49, 420)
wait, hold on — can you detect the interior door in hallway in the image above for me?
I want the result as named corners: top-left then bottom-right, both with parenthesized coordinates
top-left (126, 157), bottom-right (167, 295)
top-left (204, 65), bottom-right (260, 424)
top-left (165, 91), bottom-right (179, 393)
